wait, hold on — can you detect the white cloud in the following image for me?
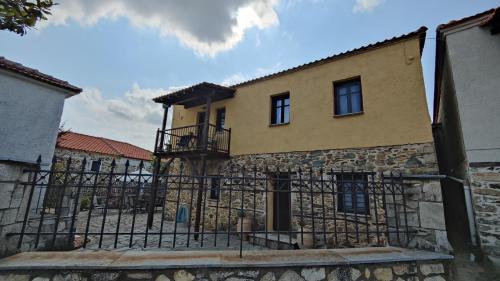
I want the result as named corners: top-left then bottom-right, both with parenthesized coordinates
top-left (61, 83), bottom-right (177, 150)
top-left (221, 62), bottom-right (283, 86)
top-left (353, 0), bottom-right (384, 13)
top-left (41, 0), bottom-right (280, 56)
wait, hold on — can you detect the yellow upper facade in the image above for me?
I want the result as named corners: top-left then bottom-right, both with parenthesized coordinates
top-left (170, 29), bottom-right (432, 156)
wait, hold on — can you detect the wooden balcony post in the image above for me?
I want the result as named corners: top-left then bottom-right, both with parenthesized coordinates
top-left (158, 103), bottom-right (170, 152)
top-left (201, 95), bottom-right (212, 151)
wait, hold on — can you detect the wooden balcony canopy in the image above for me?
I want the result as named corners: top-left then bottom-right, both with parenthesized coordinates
top-left (153, 82), bottom-right (235, 108)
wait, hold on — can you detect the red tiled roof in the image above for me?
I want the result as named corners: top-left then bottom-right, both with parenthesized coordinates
top-left (0, 56), bottom-right (82, 94)
top-left (56, 132), bottom-right (152, 161)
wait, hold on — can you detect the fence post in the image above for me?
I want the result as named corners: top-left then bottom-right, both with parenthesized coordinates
top-left (68, 158), bottom-right (86, 247)
top-left (98, 159), bottom-right (116, 248)
top-left (34, 156), bottom-right (57, 248)
top-left (17, 155), bottom-right (42, 249)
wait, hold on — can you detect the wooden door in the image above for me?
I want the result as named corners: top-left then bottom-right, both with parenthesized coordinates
top-left (273, 174), bottom-right (291, 231)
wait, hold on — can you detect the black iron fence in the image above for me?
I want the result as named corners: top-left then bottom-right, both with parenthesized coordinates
top-left (154, 123), bottom-right (231, 154)
top-left (10, 157), bottom-right (412, 256)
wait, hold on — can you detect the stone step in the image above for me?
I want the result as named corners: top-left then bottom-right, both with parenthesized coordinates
top-left (248, 233), bottom-right (300, 250)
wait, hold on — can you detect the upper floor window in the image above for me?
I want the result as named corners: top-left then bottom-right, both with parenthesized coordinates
top-left (337, 173), bottom-right (369, 214)
top-left (216, 108), bottom-right (226, 130)
top-left (271, 93), bottom-right (290, 125)
top-left (334, 78), bottom-right (363, 116)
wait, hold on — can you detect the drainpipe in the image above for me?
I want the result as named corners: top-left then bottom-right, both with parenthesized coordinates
top-left (441, 175), bottom-right (478, 247)
top-left (463, 182), bottom-right (478, 246)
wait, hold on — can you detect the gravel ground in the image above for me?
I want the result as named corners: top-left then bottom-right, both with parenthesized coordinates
top-left (74, 210), bottom-right (265, 252)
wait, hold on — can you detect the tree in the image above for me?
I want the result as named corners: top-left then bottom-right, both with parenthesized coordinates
top-left (0, 0), bottom-right (55, 35)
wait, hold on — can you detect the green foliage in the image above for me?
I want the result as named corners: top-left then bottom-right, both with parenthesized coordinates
top-left (80, 194), bottom-right (91, 211)
top-left (0, 0), bottom-right (55, 35)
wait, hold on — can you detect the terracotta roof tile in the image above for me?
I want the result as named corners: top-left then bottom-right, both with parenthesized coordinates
top-left (437, 7), bottom-right (498, 31)
top-left (56, 132), bottom-right (152, 161)
top-left (0, 57), bottom-right (82, 94)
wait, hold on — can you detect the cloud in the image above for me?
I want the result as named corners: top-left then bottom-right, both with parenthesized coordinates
top-left (353, 0), bottom-right (384, 13)
top-left (221, 62), bottom-right (283, 86)
top-left (41, 0), bottom-right (280, 56)
top-left (61, 83), bottom-right (176, 150)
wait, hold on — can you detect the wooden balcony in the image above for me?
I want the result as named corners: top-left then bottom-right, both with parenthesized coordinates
top-left (154, 123), bottom-right (230, 159)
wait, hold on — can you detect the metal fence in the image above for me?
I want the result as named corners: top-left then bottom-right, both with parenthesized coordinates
top-left (10, 157), bottom-right (412, 256)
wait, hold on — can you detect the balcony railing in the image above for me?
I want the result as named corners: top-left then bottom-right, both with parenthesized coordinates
top-left (154, 123), bottom-right (230, 155)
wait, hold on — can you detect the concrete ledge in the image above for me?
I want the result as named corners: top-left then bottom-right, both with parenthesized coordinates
top-left (0, 247), bottom-right (453, 271)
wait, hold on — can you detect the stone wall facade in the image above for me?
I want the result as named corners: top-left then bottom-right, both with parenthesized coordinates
top-left (0, 162), bottom-right (76, 258)
top-left (54, 148), bottom-right (152, 174)
top-left (164, 142), bottom-right (450, 253)
top-left (468, 163), bottom-right (500, 264)
top-left (223, 142), bottom-right (439, 175)
top-left (0, 260), bottom-right (453, 281)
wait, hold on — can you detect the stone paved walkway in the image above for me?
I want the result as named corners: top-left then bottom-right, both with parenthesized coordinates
top-left (75, 210), bottom-right (265, 252)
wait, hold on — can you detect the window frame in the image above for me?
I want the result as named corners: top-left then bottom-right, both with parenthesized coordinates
top-left (270, 92), bottom-right (290, 126)
top-left (90, 160), bottom-right (101, 172)
top-left (336, 173), bottom-right (370, 215)
top-left (333, 77), bottom-right (364, 117)
top-left (215, 107), bottom-right (226, 131)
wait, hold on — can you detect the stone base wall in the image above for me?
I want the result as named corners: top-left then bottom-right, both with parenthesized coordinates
top-left (469, 163), bottom-right (500, 264)
top-left (0, 162), bottom-right (76, 257)
top-left (55, 148), bottom-right (152, 174)
top-left (163, 142), bottom-right (450, 253)
top-left (223, 142), bottom-right (439, 175)
top-left (0, 260), bottom-right (453, 281)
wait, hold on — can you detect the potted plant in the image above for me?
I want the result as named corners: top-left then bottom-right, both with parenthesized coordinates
top-left (297, 219), bottom-right (314, 249)
top-left (237, 210), bottom-right (252, 241)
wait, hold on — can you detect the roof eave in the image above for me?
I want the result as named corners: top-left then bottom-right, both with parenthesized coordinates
top-left (230, 26), bottom-right (428, 89)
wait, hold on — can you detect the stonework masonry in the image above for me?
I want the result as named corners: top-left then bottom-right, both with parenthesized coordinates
top-left (225, 142), bottom-right (449, 253)
top-left (224, 142), bottom-right (439, 176)
top-left (468, 163), bottom-right (500, 264)
top-left (54, 148), bottom-right (152, 174)
top-left (0, 162), bottom-right (76, 257)
top-left (0, 260), bottom-right (453, 281)
top-left (168, 142), bottom-right (450, 253)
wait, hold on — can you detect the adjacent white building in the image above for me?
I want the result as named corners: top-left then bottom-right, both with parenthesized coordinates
top-left (0, 57), bottom-right (82, 166)
top-left (433, 8), bottom-right (500, 263)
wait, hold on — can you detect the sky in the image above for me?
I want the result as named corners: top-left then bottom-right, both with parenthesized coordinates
top-left (1, 0), bottom-right (499, 150)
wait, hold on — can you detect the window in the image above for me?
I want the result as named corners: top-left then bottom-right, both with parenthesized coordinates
top-left (271, 93), bottom-right (290, 125)
top-left (337, 173), bottom-right (369, 214)
top-left (210, 177), bottom-right (220, 200)
top-left (216, 108), bottom-right (226, 130)
top-left (90, 160), bottom-right (101, 172)
top-left (334, 78), bottom-right (363, 115)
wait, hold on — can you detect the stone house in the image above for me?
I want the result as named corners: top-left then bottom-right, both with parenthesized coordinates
top-left (0, 57), bottom-right (81, 257)
top-left (51, 131), bottom-right (153, 212)
top-left (151, 27), bottom-right (450, 252)
top-left (55, 131), bottom-right (153, 173)
top-left (433, 8), bottom-right (500, 264)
